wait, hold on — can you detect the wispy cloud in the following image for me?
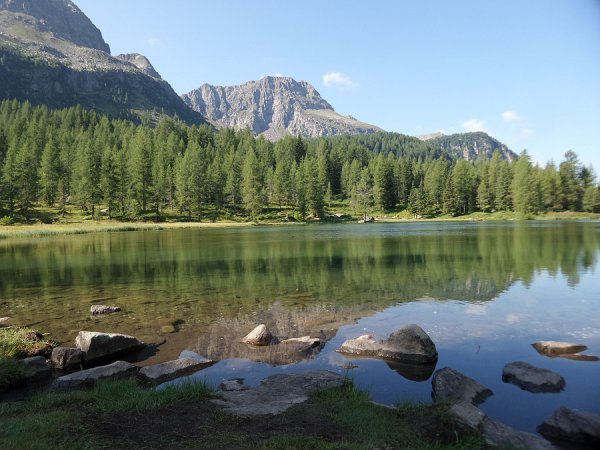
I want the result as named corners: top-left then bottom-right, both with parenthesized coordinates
top-left (322, 71), bottom-right (358, 88)
top-left (147, 37), bottom-right (161, 47)
top-left (461, 118), bottom-right (486, 132)
top-left (501, 110), bottom-right (523, 123)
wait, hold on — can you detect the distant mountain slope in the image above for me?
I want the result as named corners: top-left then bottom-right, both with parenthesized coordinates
top-left (0, 0), bottom-right (204, 124)
top-left (419, 131), bottom-right (517, 161)
top-left (182, 76), bottom-right (382, 140)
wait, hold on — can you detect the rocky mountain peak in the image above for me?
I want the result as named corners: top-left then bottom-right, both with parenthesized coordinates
top-left (0, 0), bottom-right (110, 53)
top-left (115, 53), bottom-right (161, 79)
top-left (182, 77), bottom-right (381, 141)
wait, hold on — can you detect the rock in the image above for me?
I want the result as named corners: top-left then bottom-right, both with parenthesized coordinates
top-left (483, 416), bottom-right (556, 450)
top-left (538, 406), bottom-right (600, 444)
top-left (90, 305), bottom-right (121, 315)
top-left (21, 356), bottom-right (51, 382)
top-left (75, 331), bottom-right (145, 363)
top-left (241, 324), bottom-right (273, 346)
top-left (212, 371), bottom-right (345, 416)
top-left (448, 402), bottom-right (486, 430)
top-left (138, 358), bottom-right (214, 385)
top-left (178, 350), bottom-right (212, 363)
top-left (53, 361), bottom-right (139, 389)
top-left (558, 353), bottom-right (599, 362)
top-left (0, 317), bottom-right (12, 326)
top-left (280, 336), bottom-right (320, 352)
top-left (160, 325), bottom-right (176, 333)
top-left (432, 367), bottom-right (493, 406)
top-left (502, 361), bottom-right (565, 393)
top-left (220, 379), bottom-right (249, 391)
top-left (50, 347), bottom-right (83, 370)
top-left (532, 341), bottom-right (587, 356)
top-left (337, 324), bottom-right (438, 364)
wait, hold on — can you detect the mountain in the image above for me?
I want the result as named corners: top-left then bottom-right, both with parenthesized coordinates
top-left (419, 131), bottom-right (517, 161)
top-left (0, 0), bottom-right (204, 124)
top-left (181, 76), bottom-right (382, 141)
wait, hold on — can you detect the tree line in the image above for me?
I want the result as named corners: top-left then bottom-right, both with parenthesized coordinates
top-left (0, 99), bottom-right (598, 222)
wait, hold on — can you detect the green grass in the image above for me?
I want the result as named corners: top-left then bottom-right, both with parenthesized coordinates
top-left (0, 327), bottom-right (56, 358)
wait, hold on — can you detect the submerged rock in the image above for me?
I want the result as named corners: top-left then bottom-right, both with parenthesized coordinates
top-left (532, 341), bottom-right (587, 356)
top-left (502, 361), bottom-right (565, 393)
top-left (220, 378), bottom-right (249, 391)
top-left (90, 305), bottom-right (121, 315)
top-left (212, 370), bottom-right (345, 416)
top-left (538, 406), bottom-right (600, 445)
top-left (75, 331), bottom-right (145, 363)
top-left (432, 367), bottom-right (493, 406)
top-left (483, 416), bottom-right (556, 450)
top-left (50, 347), bottom-right (83, 370)
top-left (241, 324), bottom-right (273, 346)
top-left (337, 324), bottom-right (437, 364)
top-left (280, 336), bottom-right (320, 352)
top-left (138, 358), bottom-right (214, 385)
top-left (178, 350), bottom-right (212, 363)
top-left (53, 361), bottom-right (139, 389)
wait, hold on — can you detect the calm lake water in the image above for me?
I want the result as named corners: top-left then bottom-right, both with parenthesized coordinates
top-left (1, 221), bottom-right (599, 434)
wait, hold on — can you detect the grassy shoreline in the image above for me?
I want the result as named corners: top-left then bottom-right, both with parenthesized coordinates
top-left (0, 210), bottom-right (598, 239)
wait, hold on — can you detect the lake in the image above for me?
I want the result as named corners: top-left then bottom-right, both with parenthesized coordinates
top-left (1, 221), bottom-right (599, 434)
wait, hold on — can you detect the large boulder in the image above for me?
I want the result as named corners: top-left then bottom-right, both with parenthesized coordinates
top-left (483, 416), bottom-right (556, 450)
top-left (241, 324), bottom-right (273, 346)
top-left (538, 406), bottom-right (600, 445)
top-left (53, 361), bottom-right (139, 389)
top-left (432, 367), bottom-right (493, 406)
top-left (138, 358), bottom-right (214, 385)
top-left (75, 331), bottom-right (145, 363)
top-left (337, 324), bottom-right (437, 364)
top-left (90, 305), bottom-right (121, 315)
top-left (502, 361), bottom-right (565, 393)
top-left (50, 347), bottom-right (83, 370)
top-left (532, 341), bottom-right (587, 356)
top-left (21, 356), bottom-right (51, 382)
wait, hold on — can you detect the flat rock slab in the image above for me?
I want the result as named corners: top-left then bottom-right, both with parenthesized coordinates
top-left (280, 336), bottom-right (320, 353)
top-left (212, 370), bottom-right (345, 416)
top-left (75, 331), bottom-right (145, 363)
top-left (337, 324), bottom-right (437, 364)
top-left (532, 341), bottom-right (587, 356)
top-left (483, 416), bottom-right (556, 450)
top-left (538, 406), bottom-right (600, 444)
top-left (502, 361), bottom-right (565, 393)
top-left (432, 367), bottom-right (493, 406)
top-left (138, 358), bottom-right (214, 385)
top-left (53, 360), bottom-right (139, 389)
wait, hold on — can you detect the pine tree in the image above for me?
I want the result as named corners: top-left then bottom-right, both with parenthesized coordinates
top-left (129, 129), bottom-right (153, 213)
top-left (14, 139), bottom-right (39, 212)
top-left (100, 146), bottom-right (120, 219)
top-left (559, 150), bottom-right (583, 211)
top-left (511, 150), bottom-right (535, 214)
top-left (241, 149), bottom-right (263, 220)
top-left (75, 141), bottom-right (101, 218)
top-left (39, 137), bottom-right (61, 206)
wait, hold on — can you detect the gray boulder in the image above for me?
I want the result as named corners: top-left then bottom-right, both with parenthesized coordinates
top-left (538, 406), bottom-right (600, 444)
top-left (53, 361), bottom-right (139, 389)
top-left (502, 361), bottom-right (565, 393)
top-left (280, 336), bottom-right (320, 352)
top-left (138, 358), bottom-right (214, 385)
top-left (483, 416), bottom-right (556, 450)
top-left (90, 305), bottom-right (121, 315)
top-left (532, 341), bottom-right (587, 356)
top-left (50, 347), bottom-right (83, 370)
top-left (432, 367), bottom-right (493, 406)
top-left (212, 371), bottom-right (345, 416)
top-left (448, 402), bottom-right (486, 430)
top-left (337, 324), bottom-right (437, 364)
top-left (21, 356), bottom-right (51, 382)
top-left (75, 331), bottom-right (145, 363)
top-left (241, 324), bottom-right (273, 346)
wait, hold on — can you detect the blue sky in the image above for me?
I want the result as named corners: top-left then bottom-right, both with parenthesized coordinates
top-left (75, 0), bottom-right (600, 172)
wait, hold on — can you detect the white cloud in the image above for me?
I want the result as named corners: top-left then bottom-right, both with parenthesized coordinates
top-left (461, 118), bottom-right (486, 132)
top-left (501, 110), bottom-right (523, 123)
top-left (322, 71), bottom-right (358, 88)
top-left (147, 37), bottom-right (161, 47)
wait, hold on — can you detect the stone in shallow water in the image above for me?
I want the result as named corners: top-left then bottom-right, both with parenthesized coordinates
top-left (337, 324), bottom-right (437, 364)
top-left (502, 361), bottom-right (565, 393)
top-left (220, 379), bottom-right (249, 391)
top-left (212, 371), bottom-right (345, 416)
top-left (538, 406), bottom-right (600, 445)
top-left (0, 317), bottom-right (12, 326)
top-left (75, 331), bottom-right (145, 363)
top-left (178, 350), bottom-right (212, 362)
top-left (241, 324), bottom-right (273, 346)
top-left (90, 305), bottom-right (121, 315)
top-left (432, 367), bottom-right (493, 406)
top-left (532, 341), bottom-right (587, 356)
top-left (53, 361), bottom-right (139, 389)
top-left (138, 358), bottom-right (214, 385)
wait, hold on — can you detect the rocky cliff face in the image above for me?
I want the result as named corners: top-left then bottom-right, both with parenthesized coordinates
top-left (182, 76), bottom-right (381, 140)
top-left (420, 132), bottom-right (517, 162)
top-left (0, 0), bottom-right (204, 124)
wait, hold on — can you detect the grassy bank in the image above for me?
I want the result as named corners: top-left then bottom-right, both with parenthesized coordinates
top-left (0, 327), bottom-right (56, 358)
top-left (0, 379), bottom-right (484, 449)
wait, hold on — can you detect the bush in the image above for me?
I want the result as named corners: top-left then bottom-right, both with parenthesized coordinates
top-left (0, 216), bottom-right (15, 226)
